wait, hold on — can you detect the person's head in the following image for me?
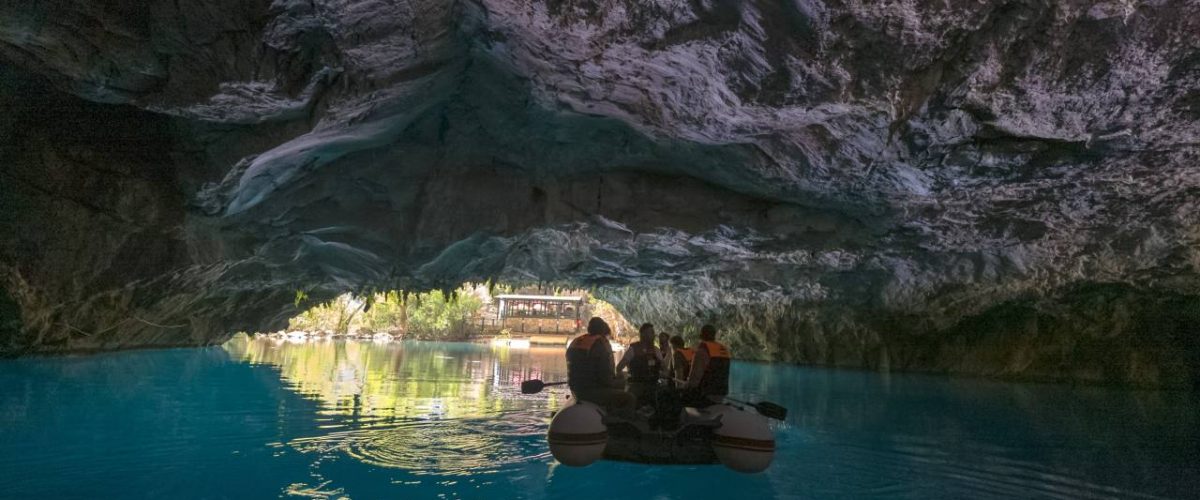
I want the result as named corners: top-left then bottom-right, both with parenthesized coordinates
top-left (700, 324), bottom-right (717, 341)
top-left (587, 317), bottom-right (611, 337)
top-left (658, 332), bottom-right (669, 347)
top-left (669, 335), bottom-right (684, 349)
top-left (638, 323), bottom-right (655, 343)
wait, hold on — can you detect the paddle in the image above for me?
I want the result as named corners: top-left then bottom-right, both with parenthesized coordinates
top-left (521, 379), bottom-right (568, 394)
top-left (726, 396), bottom-right (788, 421)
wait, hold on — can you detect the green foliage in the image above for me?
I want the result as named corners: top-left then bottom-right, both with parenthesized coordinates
top-left (287, 285), bottom-right (485, 339)
top-left (405, 289), bottom-right (483, 340)
top-left (360, 291), bottom-right (406, 333)
top-left (288, 294), bottom-right (363, 334)
top-left (488, 281), bottom-right (514, 296)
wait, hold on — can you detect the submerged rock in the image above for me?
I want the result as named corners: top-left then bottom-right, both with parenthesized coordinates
top-left (0, 0), bottom-right (1198, 387)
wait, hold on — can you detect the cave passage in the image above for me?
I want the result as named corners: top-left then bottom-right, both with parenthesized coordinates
top-left (3, 0), bottom-right (1200, 497)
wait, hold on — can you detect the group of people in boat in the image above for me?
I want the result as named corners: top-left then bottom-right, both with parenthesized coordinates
top-left (565, 317), bottom-right (731, 421)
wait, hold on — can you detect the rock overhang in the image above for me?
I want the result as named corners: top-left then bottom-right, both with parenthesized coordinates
top-left (0, 0), bottom-right (1198, 387)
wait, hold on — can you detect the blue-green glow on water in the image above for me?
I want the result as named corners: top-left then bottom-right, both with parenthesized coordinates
top-left (0, 338), bottom-right (1196, 499)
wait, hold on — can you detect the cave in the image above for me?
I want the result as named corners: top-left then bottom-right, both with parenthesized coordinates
top-left (2, 1), bottom-right (1199, 496)
top-left (4, 0), bottom-right (1198, 388)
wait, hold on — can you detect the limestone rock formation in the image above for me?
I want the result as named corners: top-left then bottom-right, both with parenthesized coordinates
top-left (1, 0), bottom-right (1198, 387)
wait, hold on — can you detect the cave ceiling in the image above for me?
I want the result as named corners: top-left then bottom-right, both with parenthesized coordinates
top-left (1, 0), bottom-right (1198, 385)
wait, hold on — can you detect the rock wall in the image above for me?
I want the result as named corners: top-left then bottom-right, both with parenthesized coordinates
top-left (605, 282), bottom-right (1200, 388)
top-left (0, 0), bottom-right (1198, 387)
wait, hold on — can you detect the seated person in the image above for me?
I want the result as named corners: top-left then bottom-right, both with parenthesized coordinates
top-left (566, 317), bottom-right (635, 414)
top-left (616, 323), bottom-right (664, 407)
top-left (669, 335), bottom-right (693, 387)
top-left (681, 324), bottom-right (731, 408)
top-left (657, 332), bottom-right (671, 362)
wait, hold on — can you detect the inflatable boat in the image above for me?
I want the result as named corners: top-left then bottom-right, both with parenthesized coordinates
top-left (545, 398), bottom-right (777, 473)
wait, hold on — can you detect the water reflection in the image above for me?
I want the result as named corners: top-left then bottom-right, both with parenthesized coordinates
top-left (223, 336), bottom-right (1199, 499)
top-left (223, 337), bottom-right (567, 476)
top-left (1, 338), bottom-right (1194, 499)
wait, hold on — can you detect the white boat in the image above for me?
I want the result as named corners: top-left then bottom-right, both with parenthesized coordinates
top-left (547, 399), bottom-right (776, 473)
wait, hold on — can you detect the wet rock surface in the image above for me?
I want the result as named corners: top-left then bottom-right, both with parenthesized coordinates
top-left (1, 0), bottom-right (1197, 387)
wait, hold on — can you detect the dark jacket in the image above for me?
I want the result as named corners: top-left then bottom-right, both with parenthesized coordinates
top-left (566, 333), bottom-right (618, 393)
top-left (624, 340), bottom-right (663, 384)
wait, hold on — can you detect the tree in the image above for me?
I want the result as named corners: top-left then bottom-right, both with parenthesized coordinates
top-left (360, 291), bottom-right (407, 333)
top-left (286, 286), bottom-right (484, 339)
top-left (288, 294), bottom-right (364, 334)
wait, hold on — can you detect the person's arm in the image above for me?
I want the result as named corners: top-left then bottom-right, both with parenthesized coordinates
top-left (685, 346), bottom-right (709, 389)
top-left (672, 352), bottom-right (686, 381)
top-left (615, 346), bottom-right (634, 374)
top-left (598, 341), bottom-right (621, 389)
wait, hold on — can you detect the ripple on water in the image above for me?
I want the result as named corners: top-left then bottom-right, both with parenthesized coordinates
top-left (808, 436), bottom-right (1173, 500)
top-left (288, 411), bottom-right (551, 476)
top-left (284, 481), bottom-right (345, 499)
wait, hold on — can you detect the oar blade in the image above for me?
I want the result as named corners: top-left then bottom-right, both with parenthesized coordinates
top-left (520, 379), bottom-right (545, 394)
top-left (753, 401), bottom-right (788, 421)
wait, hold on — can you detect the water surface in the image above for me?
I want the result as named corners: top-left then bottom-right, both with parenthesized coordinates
top-left (0, 337), bottom-right (1196, 499)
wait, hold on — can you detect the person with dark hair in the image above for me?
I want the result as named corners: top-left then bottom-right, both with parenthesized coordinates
top-left (682, 324), bottom-right (730, 407)
top-left (567, 317), bottom-right (635, 412)
top-left (657, 331), bottom-right (671, 365)
top-left (668, 335), bottom-right (693, 386)
top-left (616, 323), bottom-right (663, 406)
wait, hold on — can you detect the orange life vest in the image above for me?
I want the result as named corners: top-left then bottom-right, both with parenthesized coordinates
top-left (566, 333), bottom-right (609, 393)
top-left (568, 333), bottom-right (602, 351)
top-left (673, 347), bottom-right (695, 380)
top-left (698, 341), bottom-right (731, 396)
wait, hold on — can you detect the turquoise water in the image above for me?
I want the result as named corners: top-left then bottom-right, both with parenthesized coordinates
top-left (0, 338), bottom-right (1196, 499)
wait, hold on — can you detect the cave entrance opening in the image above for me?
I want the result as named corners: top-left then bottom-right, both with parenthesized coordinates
top-left (259, 284), bottom-right (633, 345)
